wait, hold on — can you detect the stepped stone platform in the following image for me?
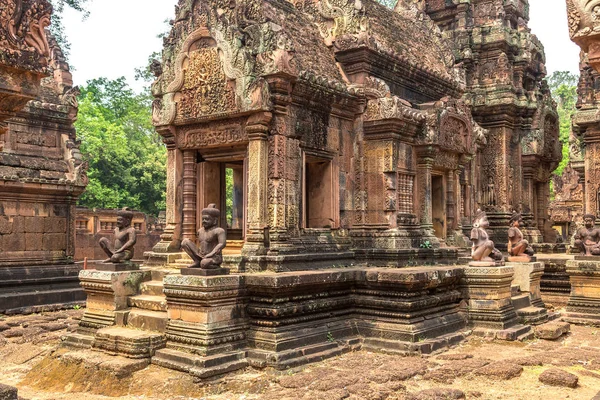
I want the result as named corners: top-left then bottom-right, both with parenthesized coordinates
top-left (564, 257), bottom-right (600, 326)
top-left (64, 260), bottom-right (569, 380)
top-left (538, 254), bottom-right (573, 299)
top-left (0, 263), bottom-right (85, 314)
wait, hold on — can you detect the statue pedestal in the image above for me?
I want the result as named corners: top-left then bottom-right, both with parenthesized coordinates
top-left (92, 262), bottom-right (140, 272)
top-left (468, 261), bottom-right (504, 267)
top-left (69, 268), bottom-right (150, 338)
top-left (181, 267), bottom-right (230, 276)
top-left (461, 265), bottom-right (531, 340)
top-left (152, 274), bottom-right (247, 379)
top-left (507, 256), bottom-right (536, 263)
top-left (564, 258), bottom-right (600, 326)
top-left (506, 261), bottom-right (544, 308)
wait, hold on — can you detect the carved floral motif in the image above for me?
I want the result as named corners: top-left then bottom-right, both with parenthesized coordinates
top-left (177, 48), bottom-right (237, 119)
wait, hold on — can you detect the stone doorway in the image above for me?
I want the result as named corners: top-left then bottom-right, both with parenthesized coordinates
top-left (432, 174), bottom-right (446, 241)
top-left (197, 158), bottom-right (246, 242)
top-left (303, 154), bottom-right (335, 229)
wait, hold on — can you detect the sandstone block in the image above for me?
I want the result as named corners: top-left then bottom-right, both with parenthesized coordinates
top-left (25, 216), bottom-right (44, 233)
top-left (25, 233), bottom-right (43, 251)
top-left (538, 368), bottom-right (578, 388)
top-left (412, 388), bottom-right (465, 399)
top-left (11, 216), bottom-right (24, 233)
top-left (3, 232), bottom-right (25, 251)
top-left (17, 202), bottom-right (36, 217)
top-left (534, 322), bottom-right (570, 340)
top-left (0, 216), bottom-right (12, 234)
top-left (0, 383), bottom-right (18, 400)
top-left (44, 216), bottom-right (66, 233)
top-left (474, 362), bottom-right (523, 380)
top-left (42, 233), bottom-right (66, 251)
top-left (1, 201), bottom-right (17, 216)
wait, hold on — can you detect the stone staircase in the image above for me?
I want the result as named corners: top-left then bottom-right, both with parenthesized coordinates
top-left (126, 269), bottom-right (170, 332)
top-left (510, 284), bottom-right (549, 326)
top-left (92, 269), bottom-right (173, 358)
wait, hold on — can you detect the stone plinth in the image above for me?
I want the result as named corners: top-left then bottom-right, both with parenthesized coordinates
top-left (564, 259), bottom-right (600, 326)
top-left (507, 261), bottom-right (545, 308)
top-left (539, 254), bottom-right (573, 297)
top-left (152, 274), bottom-right (248, 379)
top-left (461, 265), bottom-right (523, 335)
top-left (93, 262), bottom-right (140, 272)
top-left (93, 326), bottom-right (166, 359)
top-left (76, 269), bottom-right (150, 335)
top-left (181, 267), bottom-right (229, 276)
top-left (245, 267), bottom-right (467, 369)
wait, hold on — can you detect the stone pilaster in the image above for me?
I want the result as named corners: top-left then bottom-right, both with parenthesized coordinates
top-left (152, 274), bottom-right (248, 379)
top-left (416, 149), bottom-right (434, 235)
top-left (243, 112), bottom-right (271, 256)
top-left (182, 149), bottom-right (197, 241)
top-left (447, 169), bottom-right (456, 231)
top-left (583, 131), bottom-right (600, 215)
top-left (564, 258), bottom-right (600, 326)
top-left (149, 130), bottom-right (184, 256)
top-left (76, 269), bottom-right (150, 335)
top-left (461, 266), bottom-right (525, 338)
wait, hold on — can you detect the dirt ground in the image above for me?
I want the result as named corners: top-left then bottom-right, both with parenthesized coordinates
top-left (2, 306), bottom-right (600, 400)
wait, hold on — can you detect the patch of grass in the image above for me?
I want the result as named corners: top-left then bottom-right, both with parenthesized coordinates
top-left (327, 332), bottom-right (335, 342)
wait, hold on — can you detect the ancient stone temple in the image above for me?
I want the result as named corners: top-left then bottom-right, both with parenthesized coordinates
top-left (424, 0), bottom-right (561, 245)
top-left (145, 0), bottom-right (559, 270)
top-left (61, 0), bottom-right (570, 382)
top-left (0, 1), bottom-right (88, 313)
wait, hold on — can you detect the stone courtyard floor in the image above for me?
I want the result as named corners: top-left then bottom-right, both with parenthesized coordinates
top-left (1, 305), bottom-right (600, 400)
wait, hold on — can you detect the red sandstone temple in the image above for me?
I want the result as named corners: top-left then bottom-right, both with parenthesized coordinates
top-left (145, 0), bottom-right (561, 271)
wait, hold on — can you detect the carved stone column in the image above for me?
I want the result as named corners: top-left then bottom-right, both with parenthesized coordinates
top-left (583, 131), bottom-right (600, 214)
top-left (182, 149), bottom-right (197, 241)
top-left (243, 112), bottom-right (271, 256)
top-left (446, 169), bottom-right (456, 231)
top-left (416, 150), bottom-right (434, 232)
top-left (148, 131), bottom-right (184, 259)
top-left (478, 125), bottom-right (515, 244)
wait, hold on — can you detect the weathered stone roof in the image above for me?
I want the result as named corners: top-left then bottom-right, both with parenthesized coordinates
top-left (267, 0), bottom-right (344, 82)
top-left (368, 0), bottom-right (455, 82)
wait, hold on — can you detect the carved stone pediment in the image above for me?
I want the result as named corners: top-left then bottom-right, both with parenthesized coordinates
top-left (567, 0), bottom-right (600, 72)
top-left (0, 0), bottom-right (53, 126)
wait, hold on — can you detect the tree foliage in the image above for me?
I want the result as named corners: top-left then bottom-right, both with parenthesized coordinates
top-left (75, 77), bottom-right (167, 216)
top-left (48, 0), bottom-right (90, 59)
top-left (547, 71), bottom-right (579, 177)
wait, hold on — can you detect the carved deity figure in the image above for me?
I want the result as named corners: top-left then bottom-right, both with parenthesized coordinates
top-left (574, 214), bottom-right (600, 256)
top-left (470, 209), bottom-right (502, 262)
top-left (507, 213), bottom-right (534, 258)
top-left (485, 177), bottom-right (496, 207)
top-left (180, 204), bottom-right (227, 269)
top-left (99, 208), bottom-right (137, 263)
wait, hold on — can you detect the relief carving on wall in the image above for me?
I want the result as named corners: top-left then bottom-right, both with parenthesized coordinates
top-left (176, 47), bottom-right (237, 120)
top-left (566, 0), bottom-right (600, 72)
top-left (0, 0), bottom-right (52, 65)
top-left (178, 125), bottom-right (247, 149)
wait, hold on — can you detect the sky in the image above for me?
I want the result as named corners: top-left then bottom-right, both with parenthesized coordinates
top-left (61, 0), bottom-right (580, 93)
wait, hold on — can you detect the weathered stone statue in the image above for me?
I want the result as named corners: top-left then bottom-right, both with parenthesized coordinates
top-left (181, 204), bottom-right (226, 269)
top-left (574, 214), bottom-right (600, 256)
top-left (99, 208), bottom-right (137, 263)
top-left (470, 209), bottom-right (503, 264)
top-left (507, 212), bottom-right (534, 261)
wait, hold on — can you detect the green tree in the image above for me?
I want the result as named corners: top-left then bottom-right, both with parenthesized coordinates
top-left (75, 77), bottom-right (167, 216)
top-left (547, 71), bottom-right (579, 177)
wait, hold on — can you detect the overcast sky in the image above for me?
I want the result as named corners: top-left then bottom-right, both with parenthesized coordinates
top-left (62, 0), bottom-right (580, 93)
